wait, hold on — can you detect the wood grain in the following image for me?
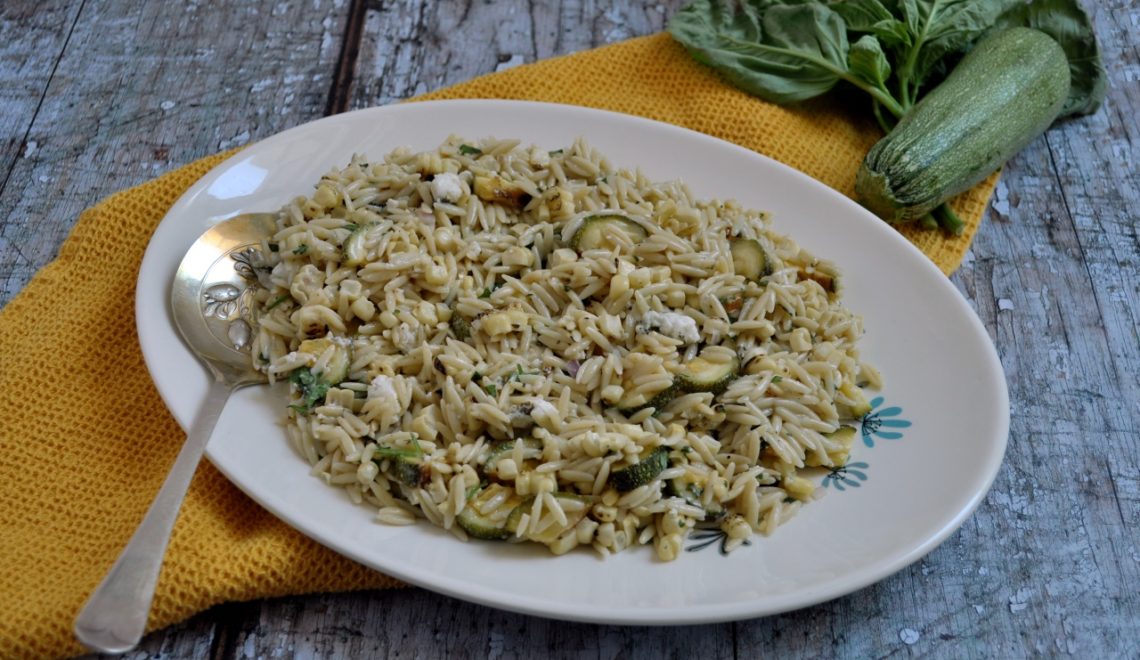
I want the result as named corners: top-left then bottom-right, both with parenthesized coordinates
top-left (0, 0), bottom-right (352, 306)
top-left (0, 0), bottom-right (1131, 657)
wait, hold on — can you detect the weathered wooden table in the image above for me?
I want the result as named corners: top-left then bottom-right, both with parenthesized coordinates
top-left (3, 1), bottom-right (1136, 657)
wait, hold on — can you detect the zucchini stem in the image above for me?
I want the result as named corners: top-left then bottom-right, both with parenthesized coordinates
top-left (932, 203), bottom-right (966, 235)
top-left (871, 100), bottom-right (894, 134)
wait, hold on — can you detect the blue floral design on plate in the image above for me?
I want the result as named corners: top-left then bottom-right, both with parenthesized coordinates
top-left (822, 461), bottom-right (870, 491)
top-left (860, 396), bottom-right (912, 448)
top-left (685, 523), bottom-right (751, 555)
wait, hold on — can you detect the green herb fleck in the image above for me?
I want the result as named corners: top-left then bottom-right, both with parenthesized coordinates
top-left (343, 223), bottom-right (359, 232)
top-left (485, 383), bottom-right (498, 397)
top-left (681, 446), bottom-right (693, 454)
top-left (293, 244), bottom-right (309, 255)
top-left (771, 375), bottom-right (783, 384)
top-left (266, 294), bottom-right (290, 310)
top-left (459, 144), bottom-right (482, 156)
top-left (478, 287), bottom-right (493, 299)
top-left (287, 367), bottom-right (329, 414)
top-left (374, 446), bottom-right (422, 460)
top-left (465, 482), bottom-right (485, 500)
top-left (548, 149), bottom-right (564, 156)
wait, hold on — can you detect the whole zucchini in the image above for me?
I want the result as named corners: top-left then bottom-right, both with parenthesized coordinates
top-left (856, 27), bottom-right (1071, 226)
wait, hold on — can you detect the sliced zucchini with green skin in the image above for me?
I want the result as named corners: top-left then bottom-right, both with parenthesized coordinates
top-left (482, 438), bottom-right (544, 481)
top-left (826, 425), bottom-right (857, 443)
top-left (504, 492), bottom-right (588, 544)
top-left (456, 483), bottom-right (527, 540)
top-left (390, 455), bottom-right (427, 488)
top-left (616, 384), bottom-right (677, 416)
top-left (297, 338), bottom-right (351, 384)
top-left (798, 265), bottom-right (839, 295)
top-left (839, 383), bottom-right (872, 419)
top-left (664, 478), bottom-right (724, 518)
top-left (570, 214), bottom-right (648, 252)
top-left (609, 446), bottom-right (670, 492)
top-left (449, 313), bottom-right (471, 340)
top-left (730, 238), bottom-right (772, 281)
top-left (806, 425), bottom-right (858, 468)
top-left (677, 352), bottom-right (740, 395)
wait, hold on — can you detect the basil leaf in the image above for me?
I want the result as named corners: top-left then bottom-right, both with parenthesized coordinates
top-left (669, 1), bottom-right (851, 104)
top-left (894, 0), bottom-right (1022, 100)
top-left (990, 0), bottom-right (1106, 116)
top-left (848, 35), bottom-right (891, 89)
top-left (833, 0), bottom-right (911, 50)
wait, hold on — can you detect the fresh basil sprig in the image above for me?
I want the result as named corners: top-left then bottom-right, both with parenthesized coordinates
top-left (669, 0), bottom-right (1105, 133)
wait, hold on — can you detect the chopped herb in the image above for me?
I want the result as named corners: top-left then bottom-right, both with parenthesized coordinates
top-left (268, 242), bottom-right (279, 252)
top-left (343, 223), bottom-right (359, 232)
top-left (374, 446), bottom-right (422, 460)
top-left (478, 287), bottom-right (493, 299)
top-left (293, 244), bottom-right (309, 255)
top-left (681, 446), bottom-right (693, 454)
top-left (548, 149), bottom-right (564, 156)
top-left (485, 383), bottom-right (498, 397)
top-left (598, 176), bottom-right (607, 183)
top-left (459, 144), bottom-right (482, 156)
top-left (408, 433), bottom-right (424, 456)
top-left (472, 371), bottom-right (483, 383)
top-left (287, 367), bottom-right (329, 414)
top-left (771, 375), bottom-right (783, 384)
top-left (464, 482), bottom-right (485, 500)
top-left (266, 294), bottom-right (290, 310)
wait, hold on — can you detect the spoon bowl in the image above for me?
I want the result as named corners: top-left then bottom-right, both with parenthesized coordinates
top-left (75, 213), bottom-right (277, 654)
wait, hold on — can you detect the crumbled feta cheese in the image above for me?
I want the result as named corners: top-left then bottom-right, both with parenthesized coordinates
top-left (368, 375), bottom-right (396, 401)
top-left (394, 323), bottom-right (418, 351)
top-left (429, 172), bottom-right (464, 203)
top-left (642, 310), bottom-right (700, 343)
top-left (530, 398), bottom-right (558, 418)
top-left (529, 146), bottom-right (550, 167)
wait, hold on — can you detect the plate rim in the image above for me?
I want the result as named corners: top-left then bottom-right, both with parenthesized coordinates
top-left (136, 99), bottom-right (1010, 624)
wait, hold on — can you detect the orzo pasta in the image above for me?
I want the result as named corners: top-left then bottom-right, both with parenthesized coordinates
top-left (251, 136), bottom-right (879, 560)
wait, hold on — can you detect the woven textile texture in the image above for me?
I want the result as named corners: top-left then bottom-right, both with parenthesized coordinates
top-left (0, 33), bottom-right (996, 659)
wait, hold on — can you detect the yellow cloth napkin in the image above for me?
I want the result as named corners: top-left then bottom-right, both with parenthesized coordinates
top-left (0, 33), bottom-right (995, 658)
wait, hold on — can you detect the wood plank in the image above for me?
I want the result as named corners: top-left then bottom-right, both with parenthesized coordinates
top-left (350, 0), bottom-right (681, 108)
top-left (0, 0), bottom-right (352, 306)
top-left (0, 1), bottom-right (85, 297)
top-left (231, 588), bottom-right (733, 659)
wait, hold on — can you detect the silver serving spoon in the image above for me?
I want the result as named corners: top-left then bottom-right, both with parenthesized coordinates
top-left (75, 213), bottom-right (277, 654)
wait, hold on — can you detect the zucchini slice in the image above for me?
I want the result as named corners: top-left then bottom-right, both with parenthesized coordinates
top-left (457, 483), bottom-right (527, 540)
top-left (676, 350), bottom-right (740, 395)
top-left (570, 214), bottom-right (648, 253)
top-left (664, 478), bottom-right (724, 519)
top-left (616, 384), bottom-right (677, 416)
top-left (805, 425), bottom-right (858, 468)
top-left (798, 264), bottom-right (840, 295)
top-left (730, 238), bottom-right (772, 281)
top-left (608, 446), bottom-right (669, 492)
top-left (504, 492), bottom-right (589, 544)
top-left (482, 438), bottom-right (544, 481)
top-left (448, 313), bottom-right (472, 340)
top-left (390, 455), bottom-right (426, 488)
top-left (297, 337), bottom-right (351, 384)
top-left (474, 175), bottom-right (532, 210)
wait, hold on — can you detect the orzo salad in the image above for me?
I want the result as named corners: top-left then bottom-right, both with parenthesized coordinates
top-left (250, 136), bottom-right (878, 561)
